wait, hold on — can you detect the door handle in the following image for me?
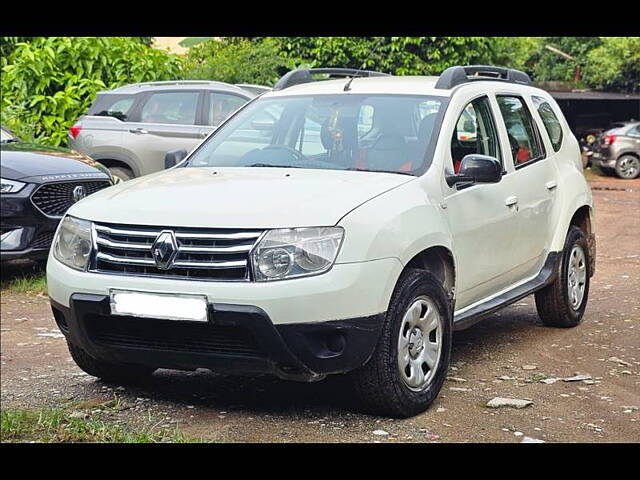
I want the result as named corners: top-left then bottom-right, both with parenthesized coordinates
top-left (129, 128), bottom-right (148, 134)
top-left (505, 195), bottom-right (519, 207)
top-left (546, 181), bottom-right (558, 191)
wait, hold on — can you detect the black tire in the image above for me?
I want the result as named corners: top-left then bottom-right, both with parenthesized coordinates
top-left (108, 166), bottom-right (134, 182)
top-left (347, 269), bottom-right (453, 418)
top-left (614, 154), bottom-right (640, 179)
top-left (535, 226), bottom-right (591, 328)
top-left (67, 341), bottom-right (155, 384)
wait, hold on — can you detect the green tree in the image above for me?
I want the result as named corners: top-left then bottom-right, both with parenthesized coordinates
top-left (527, 37), bottom-right (603, 83)
top-left (183, 38), bottom-right (300, 86)
top-left (1, 37), bottom-right (183, 145)
top-left (583, 37), bottom-right (640, 93)
top-left (268, 37), bottom-right (537, 75)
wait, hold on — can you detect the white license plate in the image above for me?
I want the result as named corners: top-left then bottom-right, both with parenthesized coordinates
top-left (109, 290), bottom-right (208, 322)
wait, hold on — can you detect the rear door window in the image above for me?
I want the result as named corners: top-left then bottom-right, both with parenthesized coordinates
top-left (532, 96), bottom-right (563, 152)
top-left (496, 95), bottom-right (545, 167)
top-left (88, 94), bottom-right (137, 121)
top-left (208, 93), bottom-right (248, 126)
top-left (140, 91), bottom-right (200, 125)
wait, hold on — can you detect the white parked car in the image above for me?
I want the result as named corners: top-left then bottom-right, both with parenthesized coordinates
top-left (47, 66), bottom-right (596, 417)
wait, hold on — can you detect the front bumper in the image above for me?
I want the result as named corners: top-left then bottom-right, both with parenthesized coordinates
top-left (51, 294), bottom-right (384, 381)
top-left (1, 185), bottom-right (60, 261)
top-left (47, 255), bottom-right (402, 380)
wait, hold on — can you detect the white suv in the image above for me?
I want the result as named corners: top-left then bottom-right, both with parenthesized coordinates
top-left (47, 66), bottom-right (596, 417)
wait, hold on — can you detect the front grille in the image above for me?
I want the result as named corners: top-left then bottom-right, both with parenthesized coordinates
top-left (31, 230), bottom-right (55, 249)
top-left (31, 181), bottom-right (110, 217)
top-left (85, 314), bottom-right (264, 357)
top-left (91, 222), bottom-right (263, 281)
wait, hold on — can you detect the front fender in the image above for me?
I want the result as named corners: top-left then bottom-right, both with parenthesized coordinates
top-left (336, 181), bottom-right (453, 265)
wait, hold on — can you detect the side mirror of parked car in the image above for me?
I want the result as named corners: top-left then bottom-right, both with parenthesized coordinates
top-left (445, 154), bottom-right (503, 187)
top-left (165, 149), bottom-right (188, 169)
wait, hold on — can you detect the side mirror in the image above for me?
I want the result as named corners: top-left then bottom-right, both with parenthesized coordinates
top-left (445, 154), bottom-right (502, 187)
top-left (165, 148), bottom-right (188, 169)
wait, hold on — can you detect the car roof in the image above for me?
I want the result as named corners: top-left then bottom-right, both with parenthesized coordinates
top-left (101, 81), bottom-right (255, 97)
top-left (262, 75), bottom-right (550, 99)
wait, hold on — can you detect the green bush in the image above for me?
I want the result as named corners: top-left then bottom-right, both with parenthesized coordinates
top-left (1, 37), bottom-right (184, 145)
top-left (183, 38), bottom-right (300, 86)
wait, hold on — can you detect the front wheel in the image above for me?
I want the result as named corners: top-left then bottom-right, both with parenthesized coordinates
top-left (535, 226), bottom-right (591, 328)
top-left (615, 155), bottom-right (640, 179)
top-left (347, 269), bottom-right (452, 417)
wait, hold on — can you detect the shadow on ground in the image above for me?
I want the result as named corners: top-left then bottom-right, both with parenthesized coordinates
top-left (1, 259), bottom-right (46, 284)
top-left (94, 305), bottom-right (543, 417)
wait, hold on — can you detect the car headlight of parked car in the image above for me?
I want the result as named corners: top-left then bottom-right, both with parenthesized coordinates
top-left (251, 227), bottom-right (344, 281)
top-left (53, 216), bottom-right (93, 271)
top-left (0, 178), bottom-right (26, 193)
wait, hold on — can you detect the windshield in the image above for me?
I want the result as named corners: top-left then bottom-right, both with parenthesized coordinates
top-left (186, 94), bottom-right (446, 175)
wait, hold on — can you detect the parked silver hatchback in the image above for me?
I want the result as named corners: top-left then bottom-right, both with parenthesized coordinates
top-left (592, 121), bottom-right (640, 179)
top-left (68, 81), bottom-right (258, 181)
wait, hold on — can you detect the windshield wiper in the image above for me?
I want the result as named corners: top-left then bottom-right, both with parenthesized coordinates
top-left (345, 167), bottom-right (415, 176)
top-left (246, 163), bottom-right (302, 168)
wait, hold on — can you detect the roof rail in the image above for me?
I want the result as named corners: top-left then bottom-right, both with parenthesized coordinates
top-left (273, 68), bottom-right (390, 90)
top-left (131, 80), bottom-right (227, 88)
top-left (435, 65), bottom-right (532, 90)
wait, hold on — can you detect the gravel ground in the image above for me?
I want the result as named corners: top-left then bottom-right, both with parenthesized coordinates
top-left (1, 170), bottom-right (638, 443)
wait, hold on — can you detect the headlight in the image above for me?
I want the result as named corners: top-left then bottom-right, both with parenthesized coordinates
top-left (252, 227), bottom-right (344, 281)
top-left (0, 178), bottom-right (26, 193)
top-left (53, 216), bottom-right (93, 271)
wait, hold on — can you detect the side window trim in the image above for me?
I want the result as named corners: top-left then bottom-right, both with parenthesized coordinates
top-left (495, 94), bottom-right (547, 170)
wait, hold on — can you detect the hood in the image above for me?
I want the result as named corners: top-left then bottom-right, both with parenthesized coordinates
top-left (0, 142), bottom-right (111, 182)
top-left (68, 167), bottom-right (415, 228)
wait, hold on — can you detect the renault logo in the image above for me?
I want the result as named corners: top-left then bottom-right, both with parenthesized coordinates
top-left (151, 231), bottom-right (179, 270)
top-left (72, 185), bottom-right (87, 203)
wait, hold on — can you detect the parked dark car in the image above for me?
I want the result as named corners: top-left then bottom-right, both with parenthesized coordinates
top-left (591, 121), bottom-right (640, 179)
top-left (1, 126), bottom-right (114, 262)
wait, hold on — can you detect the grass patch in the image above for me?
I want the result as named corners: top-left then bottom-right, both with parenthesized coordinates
top-left (1, 407), bottom-right (197, 443)
top-left (179, 37), bottom-right (211, 48)
top-left (1, 272), bottom-right (47, 294)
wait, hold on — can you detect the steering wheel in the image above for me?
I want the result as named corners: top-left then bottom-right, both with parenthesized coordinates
top-left (262, 144), bottom-right (309, 164)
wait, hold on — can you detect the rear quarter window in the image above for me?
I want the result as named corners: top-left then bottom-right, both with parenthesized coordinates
top-left (532, 96), bottom-right (563, 152)
top-left (88, 94), bottom-right (137, 121)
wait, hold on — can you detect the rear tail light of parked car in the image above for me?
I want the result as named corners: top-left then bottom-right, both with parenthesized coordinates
top-left (603, 135), bottom-right (617, 146)
top-left (69, 124), bottom-right (82, 139)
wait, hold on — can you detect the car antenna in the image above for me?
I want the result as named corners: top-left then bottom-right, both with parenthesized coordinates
top-left (344, 37), bottom-right (386, 92)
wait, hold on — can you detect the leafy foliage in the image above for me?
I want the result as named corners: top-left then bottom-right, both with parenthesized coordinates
top-left (583, 37), bottom-right (640, 93)
top-left (526, 37), bottom-right (603, 83)
top-left (268, 37), bottom-right (536, 75)
top-left (1, 37), bottom-right (183, 145)
top-left (183, 38), bottom-right (300, 86)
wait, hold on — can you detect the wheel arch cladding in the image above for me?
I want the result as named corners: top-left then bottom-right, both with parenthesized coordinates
top-left (568, 205), bottom-right (596, 277)
top-left (404, 246), bottom-right (456, 302)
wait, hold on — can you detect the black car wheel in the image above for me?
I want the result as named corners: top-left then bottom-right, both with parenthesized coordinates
top-left (615, 155), bottom-right (640, 179)
top-left (347, 269), bottom-right (452, 417)
top-left (535, 226), bottom-right (591, 328)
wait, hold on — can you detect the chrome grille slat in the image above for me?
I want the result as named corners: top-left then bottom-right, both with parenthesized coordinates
top-left (91, 222), bottom-right (263, 281)
top-left (96, 237), bottom-right (151, 250)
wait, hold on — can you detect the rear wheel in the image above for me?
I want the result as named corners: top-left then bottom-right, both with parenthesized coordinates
top-left (535, 226), bottom-right (590, 328)
top-left (347, 269), bottom-right (452, 417)
top-left (615, 155), bottom-right (640, 179)
top-left (67, 341), bottom-right (155, 384)
top-left (108, 166), bottom-right (134, 182)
